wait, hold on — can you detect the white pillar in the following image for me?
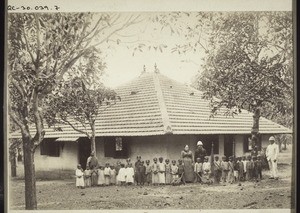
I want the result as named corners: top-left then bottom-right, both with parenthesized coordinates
top-left (219, 135), bottom-right (224, 156)
top-left (235, 135), bottom-right (244, 157)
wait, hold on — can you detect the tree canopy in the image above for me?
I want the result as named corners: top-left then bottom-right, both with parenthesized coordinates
top-left (46, 51), bottom-right (120, 154)
top-left (189, 12), bottom-right (293, 153)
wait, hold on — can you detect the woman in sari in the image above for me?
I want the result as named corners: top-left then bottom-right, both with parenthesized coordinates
top-left (181, 145), bottom-right (194, 182)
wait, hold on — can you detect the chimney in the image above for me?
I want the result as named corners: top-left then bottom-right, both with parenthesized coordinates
top-left (140, 65), bottom-right (146, 76)
top-left (154, 63), bottom-right (159, 73)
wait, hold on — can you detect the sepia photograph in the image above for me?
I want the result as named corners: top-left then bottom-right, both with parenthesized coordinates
top-left (5, 0), bottom-right (295, 212)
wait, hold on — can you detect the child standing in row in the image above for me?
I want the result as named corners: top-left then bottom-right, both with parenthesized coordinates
top-left (237, 157), bottom-right (244, 181)
top-left (145, 160), bottom-right (152, 185)
top-left (110, 165), bottom-right (117, 185)
top-left (233, 158), bottom-right (239, 182)
top-left (135, 156), bottom-right (142, 185)
top-left (76, 164), bottom-right (85, 189)
top-left (151, 158), bottom-right (159, 185)
top-left (126, 163), bottom-right (135, 185)
top-left (104, 163), bottom-right (111, 186)
top-left (84, 166), bottom-right (92, 187)
top-left (202, 157), bottom-right (211, 184)
top-left (158, 157), bottom-right (166, 185)
top-left (91, 168), bottom-right (98, 187)
top-left (97, 166), bottom-right (105, 186)
top-left (213, 156), bottom-right (222, 184)
top-left (117, 164), bottom-right (126, 185)
top-left (165, 159), bottom-right (172, 184)
top-left (139, 161), bottom-right (146, 185)
top-left (171, 160), bottom-right (178, 182)
top-left (177, 159), bottom-right (185, 184)
top-left (221, 156), bottom-right (229, 183)
top-left (194, 158), bottom-right (203, 183)
top-left (253, 155), bottom-right (263, 181)
top-left (227, 156), bottom-right (234, 184)
top-left (246, 155), bottom-right (254, 181)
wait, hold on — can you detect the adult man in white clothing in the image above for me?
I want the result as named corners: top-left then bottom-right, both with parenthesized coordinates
top-left (265, 136), bottom-right (279, 180)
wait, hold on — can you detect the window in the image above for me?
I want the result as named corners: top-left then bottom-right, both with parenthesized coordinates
top-left (104, 137), bottom-right (129, 159)
top-left (17, 148), bottom-right (23, 162)
top-left (40, 139), bottom-right (60, 157)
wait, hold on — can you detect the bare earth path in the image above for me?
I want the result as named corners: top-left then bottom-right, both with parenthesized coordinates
top-left (9, 147), bottom-right (294, 210)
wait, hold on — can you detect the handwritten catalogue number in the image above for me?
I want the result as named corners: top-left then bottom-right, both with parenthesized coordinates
top-left (7, 5), bottom-right (60, 11)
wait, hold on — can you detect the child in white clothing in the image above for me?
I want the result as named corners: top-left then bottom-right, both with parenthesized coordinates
top-left (75, 164), bottom-right (84, 188)
top-left (110, 165), bottom-right (117, 185)
top-left (118, 164), bottom-right (126, 186)
top-left (104, 163), bottom-right (111, 186)
top-left (97, 166), bottom-right (105, 186)
top-left (125, 163), bottom-right (135, 185)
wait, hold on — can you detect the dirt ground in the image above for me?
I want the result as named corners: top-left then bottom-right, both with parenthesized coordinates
top-left (9, 166), bottom-right (293, 210)
top-left (9, 149), bottom-right (294, 210)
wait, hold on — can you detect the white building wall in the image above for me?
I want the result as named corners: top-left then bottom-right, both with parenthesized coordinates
top-left (94, 135), bottom-right (200, 165)
top-left (25, 134), bottom-right (274, 174)
top-left (34, 142), bottom-right (78, 171)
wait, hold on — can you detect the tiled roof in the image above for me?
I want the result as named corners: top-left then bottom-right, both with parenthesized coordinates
top-left (157, 74), bottom-right (292, 135)
top-left (9, 72), bottom-right (292, 138)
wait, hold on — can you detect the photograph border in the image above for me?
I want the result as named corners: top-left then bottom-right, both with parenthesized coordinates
top-left (4, 0), bottom-right (296, 212)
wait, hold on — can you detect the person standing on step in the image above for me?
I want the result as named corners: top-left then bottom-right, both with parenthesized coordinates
top-left (194, 141), bottom-right (207, 163)
top-left (86, 151), bottom-right (99, 170)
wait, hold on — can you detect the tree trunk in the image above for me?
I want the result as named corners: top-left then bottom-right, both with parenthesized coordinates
top-left (251, 108), bottom-right (260, 156)
top-left (283, 141), bottom-right (287, 150)
top-left (22, 135), bottom-right (37, 210)
top-left (278, 141), bottom-right (282, 152)
top-left (90, 121), bottom-right (96, 155)
top-left (10, 152), bottom-right (17, 177)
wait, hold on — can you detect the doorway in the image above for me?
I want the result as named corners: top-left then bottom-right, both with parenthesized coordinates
top-left (78, 138), bottom-right (91, 170)
top-left (224, 135), bottom-right (234, 157)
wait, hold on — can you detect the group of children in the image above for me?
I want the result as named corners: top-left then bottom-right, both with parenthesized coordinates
top-left (209, 155), bottom-right (263, 184)
top-left (75, 154), bottom-right (264, 188)
top-left (75, 163), bottom-right (132, 188)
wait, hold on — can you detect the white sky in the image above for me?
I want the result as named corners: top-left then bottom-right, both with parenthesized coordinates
top-left (98, 13), bottom-right (205, 88)
top-left (102, 45), bottom-right (202, 88)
